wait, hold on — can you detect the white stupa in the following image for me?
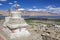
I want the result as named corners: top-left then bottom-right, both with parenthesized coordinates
top-left (3, 3), bottom-right (31, 39)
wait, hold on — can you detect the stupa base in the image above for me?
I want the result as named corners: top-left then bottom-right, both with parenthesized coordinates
top-left (9, 28), bottom-right (31, 39)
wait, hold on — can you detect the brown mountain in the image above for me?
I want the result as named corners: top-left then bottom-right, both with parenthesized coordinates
top-left (0, 10), bottom-right (60, 16)
top-left (0, 10), bottom-right (8, 16)
top-left (21, 11), bottom-right (60, 16)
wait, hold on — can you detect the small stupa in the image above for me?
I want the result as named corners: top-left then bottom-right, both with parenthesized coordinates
top-left (3, 2), bottom-right (30, 39)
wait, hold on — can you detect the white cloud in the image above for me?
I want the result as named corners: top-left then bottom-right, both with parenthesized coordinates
top-left (16, 5), bottom-right (60, 14)
top-left (9, 2), bottom-right (13, 4)
top-left (46, 5), bottom-right (56, 9)
top-left (18, 8), bottom-right (25, 10)
top-left (38, 9), bottom-right (47, 11)
top-left (28, 9), bottom-right (47, 11)
top-left (14, 1), bottom-right (17, 3)
top-left (0, 0), bottom-right (6, 1)
top-left (28, 9), bottom-right (33, 11)
top-left (25, 5), bottom-right (60, 14)
top-left (49, 8), bottom-right (60, 13)
top-left (33, 6), bottom-right (36, 8)
top-left (0, 3), bottom-right (3, 6)
top-left (33, 9), bottom-right (39, 11)
top-left (27, 5), bottom-right (60, 14)
top-left (46, 5), bottom-right (52, 9)
top-left (46, 5), bottom-right (60, 13)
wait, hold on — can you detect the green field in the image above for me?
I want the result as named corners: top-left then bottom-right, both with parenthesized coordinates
top-left (25, 18), bottom-right (60, 26)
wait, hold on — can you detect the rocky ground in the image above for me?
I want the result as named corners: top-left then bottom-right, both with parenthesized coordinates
top-left (0, 19), bottom-right (60, 40)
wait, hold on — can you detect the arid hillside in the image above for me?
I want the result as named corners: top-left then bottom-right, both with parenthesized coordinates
top-left (21, 11), bottom-right (60, 16)
top-left (0, 10), bottom-right (60, 16)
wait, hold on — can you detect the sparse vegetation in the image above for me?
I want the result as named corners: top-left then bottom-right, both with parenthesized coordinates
top-left (0, 18), bottom-right (4, 20)
top-left (48, 18), bottom-right (60, 22)
top-left (25, 18), bottom-right (60, 25)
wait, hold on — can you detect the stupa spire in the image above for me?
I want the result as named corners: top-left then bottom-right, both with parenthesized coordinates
top-left (14, 1), bottom-right (19, 11)
top-left (15, 3), bottom-right (18, 11)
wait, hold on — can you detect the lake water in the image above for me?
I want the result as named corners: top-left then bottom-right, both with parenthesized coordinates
top-left (0, 16), bottom-right (60, 19)
top-left (22, 16), bottom-right (60, 19)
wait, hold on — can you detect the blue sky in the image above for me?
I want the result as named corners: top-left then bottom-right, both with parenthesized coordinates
top-left (0, 0), bottom-right (60, 13)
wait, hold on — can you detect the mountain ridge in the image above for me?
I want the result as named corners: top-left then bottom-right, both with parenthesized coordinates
top-left (0, 10), bottom-right (60, 16)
